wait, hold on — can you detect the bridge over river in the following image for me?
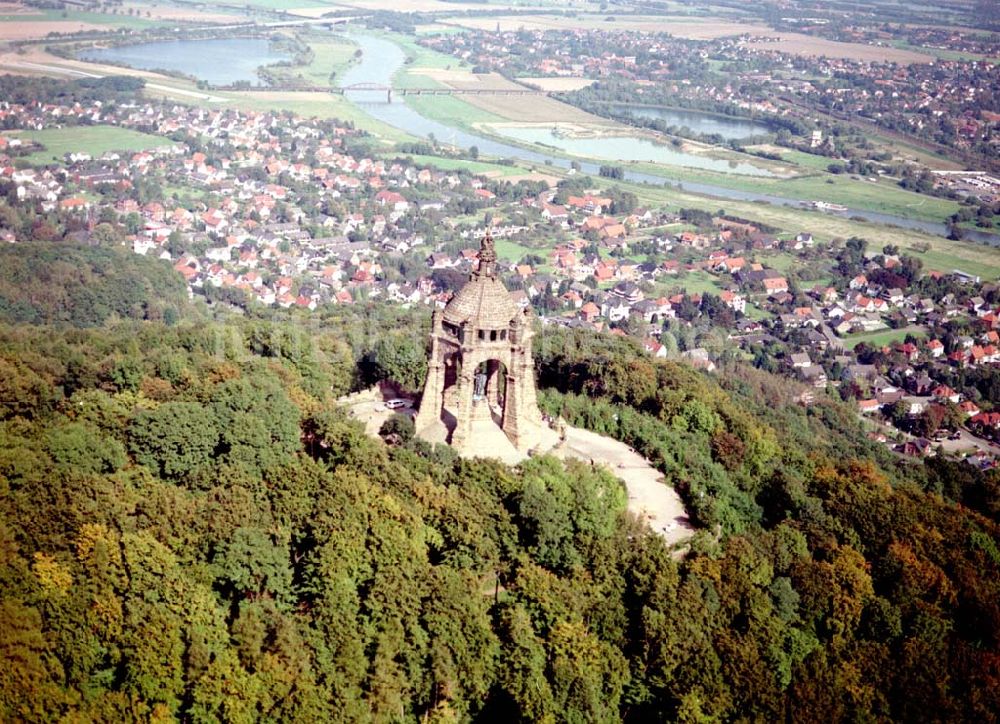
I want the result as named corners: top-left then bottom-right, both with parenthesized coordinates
top-left (337, 82), bottom-right (547, 103)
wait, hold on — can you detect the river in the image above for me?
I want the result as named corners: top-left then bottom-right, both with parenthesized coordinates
top-left (335, 33), bottom-right (992, 244)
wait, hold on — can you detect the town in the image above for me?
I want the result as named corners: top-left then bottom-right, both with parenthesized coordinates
top-left (3, 84), bottom-right (998, 470)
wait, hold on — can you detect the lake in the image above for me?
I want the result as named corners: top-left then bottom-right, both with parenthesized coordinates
top-left (79, 38), bottom-right (290, 87)
top-left (604, 104), bottom-right (771, 140)
top-left (493, 125), bottom-right (775, 176)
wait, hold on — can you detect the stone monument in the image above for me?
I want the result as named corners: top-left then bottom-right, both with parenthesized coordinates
top-left (414, 232), bottom-right (558, 460)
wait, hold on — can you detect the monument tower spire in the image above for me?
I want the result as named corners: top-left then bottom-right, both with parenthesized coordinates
top-left (475, 229), bottom-right (498, 279)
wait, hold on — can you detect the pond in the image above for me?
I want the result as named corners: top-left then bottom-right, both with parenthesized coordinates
top-left (493, 125), bottom-right (776, 176)
top-left (79, 38), bottom-right (291, 87)
top-left (604, 104), bottom-right (771, 140)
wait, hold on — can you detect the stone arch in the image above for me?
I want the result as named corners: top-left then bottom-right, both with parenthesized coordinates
top-left (443, 351), bottom-right (462, 392)
top-left (474, 358), bottom-right (508, 425)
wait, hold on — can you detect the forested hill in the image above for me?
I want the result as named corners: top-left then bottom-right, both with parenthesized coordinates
top-left (1, 316), bottom-right (999, 721)
top-left (0, 244), bottom-right (189, 327)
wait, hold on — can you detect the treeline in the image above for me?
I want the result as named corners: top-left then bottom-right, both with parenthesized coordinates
top-left (0, 74), bottom-right (144, 115)
top-left (0, 244), bottom-right (189, 327)
top-left (0, 313), bottom-right (998, 720)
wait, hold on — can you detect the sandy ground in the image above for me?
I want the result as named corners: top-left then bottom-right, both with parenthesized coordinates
top-left (343, 392), bottom-right (416, 436)
top-left (444, 15), bottom-right (776, 39)
top-left (521, 76), bottom-right (596, 92)
top-left (0, 20), bottom-right (103, 40)
top-left (741, 33), bottom-right (932, 64)
top-left (556, 426), bottom-right (694, 548)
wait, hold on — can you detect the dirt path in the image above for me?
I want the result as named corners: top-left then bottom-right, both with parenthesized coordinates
top-left (556, 427), bottom-right (694, 548)
top-left (342, 389), bottom-right (695, 547)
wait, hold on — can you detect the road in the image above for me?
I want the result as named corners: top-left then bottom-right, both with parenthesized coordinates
top-left (867, 414), bottom-right (1000, 457)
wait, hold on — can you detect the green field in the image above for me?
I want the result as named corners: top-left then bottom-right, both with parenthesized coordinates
top-left (626, 161), bottom-right (960, 225)
top-left (891, 40), bottom-right (998, 64)
top-left (404, 95), bottom-right (503, 129)
top-left (659, 270), bottom-right (725, 296)
top-left (390, 33), bottom-right (465, 71)
top-left (493, 239), bottom-right (538, 262)
top-left (394, 71), bottom-right (448, 91)
top-left (844, 326), bottom-right (926, 350)
top-left (14, 126), bottom-right (174, 165)
top-left (396, 154), bottom-right (524, 177)
top-left (213, 91), bottom-right (414, 143)
top-left (267, 34), bottom-right (358, 87)
top-left (767, 148), bottom-right (841, 172)
top-left (769, 138), bottom-right (963, 174)
top-left (12, 8), bottom-right (170, 29)
top-left (762, 252), bottom-right (800, 272)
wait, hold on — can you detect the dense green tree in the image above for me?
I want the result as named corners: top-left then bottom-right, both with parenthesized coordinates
top-left (128, 402), bottom-right (220, 482)
top-left (0, 314), bottom-right (998, 722)
top-left (361, 334), bottom-right (428, 392)
top-left (46, 421), bottom-right (125, 475)
top-left (214, 527), bottom-right (294, 605)
top-left (0, 244), bottom-right (188, 327)
top-left (211, 375), bottom-right (300, 475)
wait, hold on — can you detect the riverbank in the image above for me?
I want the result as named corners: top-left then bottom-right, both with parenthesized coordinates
top-left (361, 35), bottom-right (961, 225)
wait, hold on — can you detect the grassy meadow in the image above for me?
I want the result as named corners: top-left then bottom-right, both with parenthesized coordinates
top-left (14, 126), bottom-right (174, 164)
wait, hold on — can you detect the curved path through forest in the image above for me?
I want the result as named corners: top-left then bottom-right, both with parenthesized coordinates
top-left (341, 388), bottom-right (694, 548)
top-left (556, 427), bottom-right (694, 548)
